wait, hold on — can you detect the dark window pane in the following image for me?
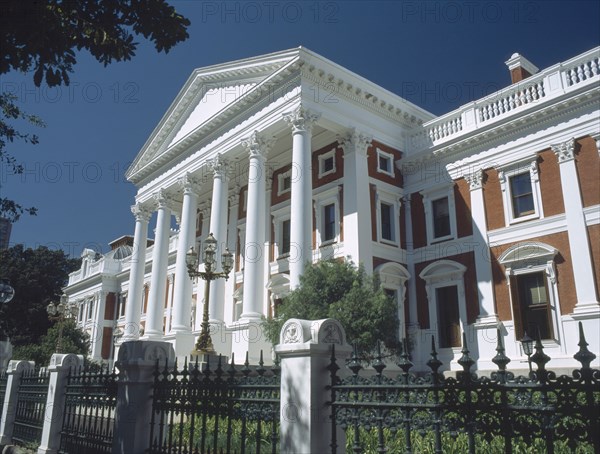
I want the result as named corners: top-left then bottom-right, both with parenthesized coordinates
top-left (510, 173), bottom-right (535, 217)
top-left (436, 285), bottom-right (461, 348)
top-left (282, 176), bottom-right (291, 191)
top-left (381, 202), bottom-right (394, 241)
top-left (323, 156), bottom-right (334, 173)
top-left (516, 272), bottom-right (553, 340)
top-left (379, 155), bottom-right (390, 172)
top-left (323, 204), bottom-right (336, 241)
top-left (432, 197), bottom-right (451, 238)
top-left (281, 219), bottom-right (291, 255)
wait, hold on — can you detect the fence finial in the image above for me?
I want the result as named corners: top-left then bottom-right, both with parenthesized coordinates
top-left (427, 335), bottom-right (442, 375)
top-left (372, 341), bottom-right (386, 376)
top-left (347, 343), bottom-right (362, 376)
top-left (492, 328), bottom-right (510, 372)
top-left (574, 321), bottom-right (596, 370)
top-left (457, 332), bottom-right (475, 377)
top-left (397, 338), bottom-right (413, 374)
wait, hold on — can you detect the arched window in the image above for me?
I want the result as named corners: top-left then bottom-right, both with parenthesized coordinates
top-left (375, 262), bottom-right (410, 340)
top-left (499, 242), bottom-right (561, 342)
top-left (419, 260), bottom-right (467, 349)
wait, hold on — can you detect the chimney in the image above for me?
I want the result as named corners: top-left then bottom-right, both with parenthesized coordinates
top-left (505, 53), bottom-right (539, 84)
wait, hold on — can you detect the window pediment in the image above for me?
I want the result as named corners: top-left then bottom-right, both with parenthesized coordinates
top-left (419, 260), bottom-right (466, 283)
top-left (499, 242), bottom-right (558, 266)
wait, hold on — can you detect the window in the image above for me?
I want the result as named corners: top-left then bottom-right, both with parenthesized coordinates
top-left (380, 202), bottom-right (394, 241)
top-left (281, 219), bottom-right (291, 255)
top-left (376, 262), bottom-right (411, 342)
top-left (88, 299), bottom-right (95, 320)
top-left (514, 272), bottom-right (554, 340)
top-left (277, 170), bottom-right (292, 196)
top-left (498, 158), bottom-right (543, 225)
top-left (499, 241), bottom-right (561, 344)
top-left (510, 173), bottom-right (535, 218)
top-left (376, 148), bottom-right (395, 177)
top-left (318, 149), bottom-right (337, 178)
top-left (436, 286), bottom-right (461, 348)
top-left (323, 203), bottom-right (336, 242)
top-left (421, 184), bottom-right (456, 244)
top-left (420, 260), bottom-right (468, 354)
top-left (118, 294), bottom-right (127, 318)
top-left (78, 304), bottom-right (84, 322)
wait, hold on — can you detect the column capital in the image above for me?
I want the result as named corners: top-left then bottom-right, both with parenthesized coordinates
top-left (178, 173), bottom-right (202, 196)
top-left (208, 153), bottom-right (230, 178)
top-left (283, 106), bottom-right (321, 134)
top-left (241, 131), bottom-right (276, 159)
top-left (337, 128), bottom-right (372, 155)
top-left (131, 203), bottom-right (152, 222)
top-left (551, 137), bottom-right (576, 163)
top-left (465, 168), bottom-right (484, 191)
top-left (153, 189), bottom-right (177, 211)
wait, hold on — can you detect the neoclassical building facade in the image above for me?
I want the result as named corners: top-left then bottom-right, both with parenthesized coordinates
top-left (65, 46), bottom-right (600, 371)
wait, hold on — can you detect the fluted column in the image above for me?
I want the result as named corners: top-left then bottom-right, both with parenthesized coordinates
top-left (283, 106), bottom-right (320, 288)
top-left (144, 190), bottom-right (175, 339)
top-left (338, 128), bottom-right (372, 272)
top-left (171, 175), bottom-right (200, 334)
top-left (551, 138), bottom-right (600, 315)
top-left (241, 131), bottom-right (276, 320)
top-left (123, 203), bottom-right (151, 341)
top-left (208, 154), bottom-right (230, 324)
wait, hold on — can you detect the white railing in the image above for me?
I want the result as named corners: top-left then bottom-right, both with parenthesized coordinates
top-left (410, 47), bottom-right (600, 153)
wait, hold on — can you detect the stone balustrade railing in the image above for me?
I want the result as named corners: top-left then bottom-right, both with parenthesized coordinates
top-left (410, 47), bottom-right (600, 153)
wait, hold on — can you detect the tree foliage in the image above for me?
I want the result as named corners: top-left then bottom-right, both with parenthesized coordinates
top-left (0, 244), bottom-right (81, 345)
top-left (263, 260), bottom-right (400, 354)
top-left (0, 0), bottom-right (190, 220)
top-left (11, 319), bottom-right (90, 366)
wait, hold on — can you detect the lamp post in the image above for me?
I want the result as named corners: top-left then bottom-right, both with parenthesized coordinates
top-left (186, 233), bottom-right (234, 356)
top-left (0, 279), bottom-right (15, 305)
top-left (46, 294), bottom-right (79, 353)
top-left (520, 331), bottom-right (534, 374)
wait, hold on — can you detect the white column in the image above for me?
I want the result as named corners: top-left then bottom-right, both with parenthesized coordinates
top-left (171, 175), bottom-right (200, 334)
top-left (283, 106), bottom-right (320, 288)
top-left (338, 128), bottom-right (373, 273)
top-left (240, 131), bottom-right (276, 320)
top-left (224, 187), bottom-right (240, 323)
top-left (208, 154), bottom-right (230, 324)
top-left (465, 169), bottom-right (498, 324)
top-left (123, 203), bottom-right (151, 341)
top-left (144, 190), bottom-right (174, 340)
top-left (551, 138), bottom-right (600, 316)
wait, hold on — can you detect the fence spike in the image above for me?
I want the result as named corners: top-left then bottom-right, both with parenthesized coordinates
top-left (492, 329), bottom-right (510, 372)
top-left (457, 332), bottom-right (475, 378)
top-left (372, 341), bottom-right (386, 376)
top-left (574, 321), bottom-right (596, 370)
top-left (530, 334), bottom-right (550, 381)
top-left (427, 335), bottom-right (442, 375)
top-left (397, 338), bottom-right (413, 374)
top-left (347, 343), bottom-right (362, 376)
top-left (327, 344), bottom-right (340, 376)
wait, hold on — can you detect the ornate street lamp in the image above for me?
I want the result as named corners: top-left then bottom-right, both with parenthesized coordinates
top-left (186, 233), bottom-right (234, 355)
top-left (47, 295), bottom-right (79, 353)
top-left (520, 331), bottom-right (534, 374)
top-left (0, 279), bottom-right (15, 304)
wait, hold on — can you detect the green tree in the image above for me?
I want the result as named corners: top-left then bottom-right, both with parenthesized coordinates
top-left (263, 260), bottom-right (400, 354)
top-left (11, 319), bottom-right (90, 366)
top-left (0, 244), bottom-right (81, 344)
top-left (0, 0), bottom-right (190, 221)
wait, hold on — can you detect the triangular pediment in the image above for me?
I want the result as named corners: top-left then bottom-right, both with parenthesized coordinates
top-left (126, 48), bottom-right (302, 184)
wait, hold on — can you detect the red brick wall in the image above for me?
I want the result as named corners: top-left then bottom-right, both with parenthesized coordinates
top-left (104, 292), bottom-right (116, 320)
top-left (538, 150), bottom-right (565, 217)
top-left (370, 184), bottom-right (377, 241)
top-left (483, 168), bottom-right (504, 230)
top-left (411, 193), bottom-right (427, 248)
top-left (454, 178), bottom-right (473, 238)
top-left (101, 327), bottom-right (112, 359)
top-left (587, 224), bottom-right (600, 300)
top-left (575, 136), bottom-right (600, 208)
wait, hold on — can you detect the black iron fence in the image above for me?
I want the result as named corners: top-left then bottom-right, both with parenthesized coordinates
top-left (58, 364), bottom-right (118, 454)
top-left (12, 367), bottom-right (50, 446)
top-left (149, 352), bottom-right (281, 454)
top-left (329, 322), bottom-right (600, 454)
top-left (0, 371), bottom-right (7, 418)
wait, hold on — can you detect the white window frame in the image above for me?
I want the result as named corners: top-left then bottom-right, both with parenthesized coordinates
top-left (271, 205), bottom-right (291, 259)
top-left (318, 148), bottom-right (337, 178)
top-left (498, 158), bottom-right (544, 226)
top-left (499, 242), bottom-right (562, 346)
top-left (375, 188), bottom-right (401, 246)
top-left (421, 184), bottom-right (457, 245)
top-left (419, 260), bottom-right (468, 351)
top-left (118, 292), bottom-right (127, 318)
top-left (277, 169), bottom-right (292, 196)
top-left (314, 186), bottom-right (341, 247)
top-left (376, 148), bottom-right (395, 177)
top-left (87, 297), bottom-right (95, 321)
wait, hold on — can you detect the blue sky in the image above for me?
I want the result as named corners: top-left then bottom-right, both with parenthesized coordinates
top-left (2, 0), bottom-right (599, 257)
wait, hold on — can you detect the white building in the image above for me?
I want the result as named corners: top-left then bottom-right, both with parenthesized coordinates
top-left (65, 46), bottom-right (600, 371)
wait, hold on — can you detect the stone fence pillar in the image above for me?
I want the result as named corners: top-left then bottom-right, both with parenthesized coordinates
top-left (0, 360), bottom-right (35, 445)
top-left (275, 318), bottom-right (352, 454)
top-left (112, 340), bottom-right (175, 454)
top-left (37, 353), bottom-right (84, 454)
